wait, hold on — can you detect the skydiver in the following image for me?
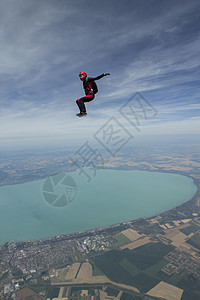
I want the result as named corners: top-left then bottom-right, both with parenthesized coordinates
top-left (76, 72), bottom-right (110, 117)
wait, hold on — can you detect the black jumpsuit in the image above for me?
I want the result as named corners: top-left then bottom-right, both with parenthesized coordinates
top-left (76, 73), bottom-right (106, 113)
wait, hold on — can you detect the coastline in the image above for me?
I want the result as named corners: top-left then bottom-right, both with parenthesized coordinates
top-left (0, 169), bottom-right (199, 300)
top-left (0, 167), bottom-right (198, 247)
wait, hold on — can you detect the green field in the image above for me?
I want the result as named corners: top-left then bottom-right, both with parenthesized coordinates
top-left (166, 274), bottom-right (183, 286)
top-left (120, 258), bottom-right (141, 277)
top-left (92, 241), bottom-right (200, 296)
top-left (176, 274), bottom-right (200, 300)
top-left (90, 260), bottom-right (104, 276)
top-left (46, 287), bottom-right (60, 298)
top-left (131, 272), bottom-right (160, 293)
top-left (92, 242), bottom-right (174, 292)
top-left (186, 231), bottom-right (200, 250)
top-left (180, 221), bottom-right (200, 235)
top-left (144, 259), bottom-right (168, 278)
top-left (92, 250), bottom-right (137, 286)
top-left (112, 232), bottom-right (131, 247)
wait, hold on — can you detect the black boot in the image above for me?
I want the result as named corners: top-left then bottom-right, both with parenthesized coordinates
top-left (76, 112), bottom-right (87, 117)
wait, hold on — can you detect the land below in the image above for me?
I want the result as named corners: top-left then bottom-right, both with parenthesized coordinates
top-left (0, 145), bottom-right (199, 300)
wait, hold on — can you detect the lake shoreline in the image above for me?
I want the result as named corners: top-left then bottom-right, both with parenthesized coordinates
top-left (0, 165), bottom-right (199, 187)
top-left (0, 168), bottom-right (198, 246)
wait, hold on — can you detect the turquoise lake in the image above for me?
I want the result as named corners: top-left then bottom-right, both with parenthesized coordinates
top-left (0, 169), bottom-right (197, 245)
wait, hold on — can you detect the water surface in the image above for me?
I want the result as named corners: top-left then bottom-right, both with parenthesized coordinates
top-left (0, 169), bottom-right (197, 245)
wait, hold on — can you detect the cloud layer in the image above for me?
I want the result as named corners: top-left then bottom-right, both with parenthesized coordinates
top-left (0, 0), bottom-right (200, 147)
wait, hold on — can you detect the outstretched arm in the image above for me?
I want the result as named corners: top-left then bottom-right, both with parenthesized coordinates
top-left (88, 73), bottom-right (110, 81)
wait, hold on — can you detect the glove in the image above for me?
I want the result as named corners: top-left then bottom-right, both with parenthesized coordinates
top-left (104, 73), bottom-right (110, 76)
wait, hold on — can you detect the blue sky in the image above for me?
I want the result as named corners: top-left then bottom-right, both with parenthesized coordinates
top-left (0, 0), bottom-right (200, 148)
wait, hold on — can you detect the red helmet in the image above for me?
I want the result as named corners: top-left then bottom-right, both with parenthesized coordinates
top-left (79, 71), bottom-right (87, 81)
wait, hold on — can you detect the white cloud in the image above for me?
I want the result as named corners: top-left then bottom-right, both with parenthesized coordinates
top-left (0, 95), bottom-right (199, 145)
top-left (0, 0), bottom-right (200, 146)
